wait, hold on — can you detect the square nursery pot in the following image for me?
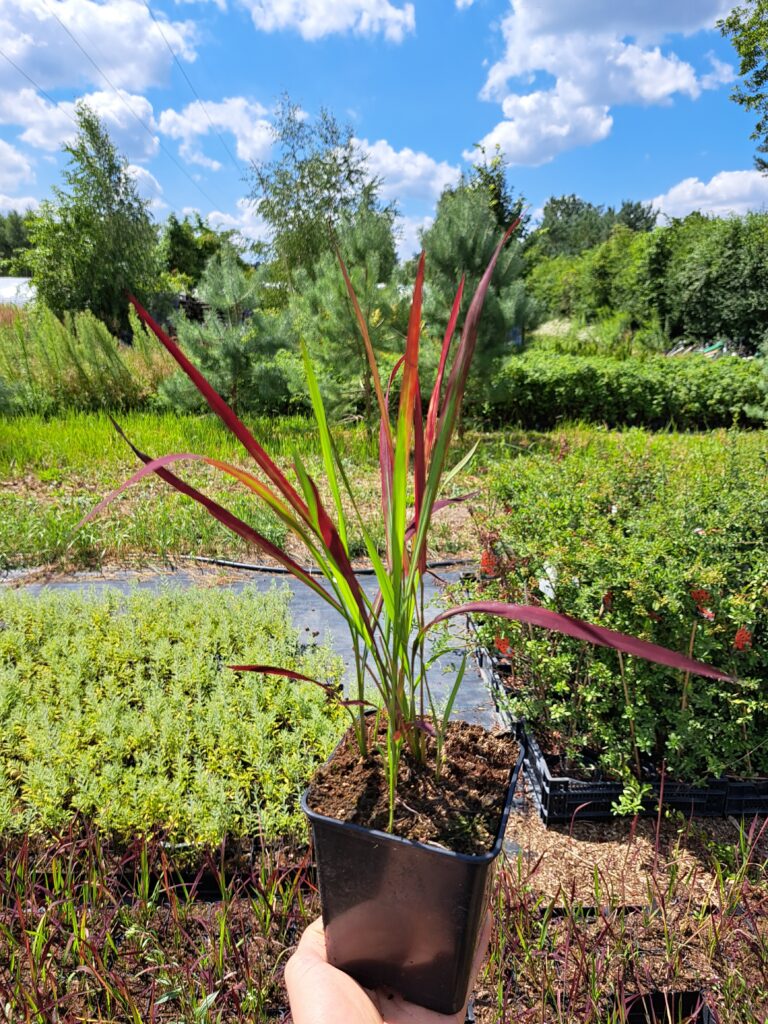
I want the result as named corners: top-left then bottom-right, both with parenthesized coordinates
top-left (615, 990), bottom-right (715, 1024)
top-left (301, 734), bottom-right (525, 1015)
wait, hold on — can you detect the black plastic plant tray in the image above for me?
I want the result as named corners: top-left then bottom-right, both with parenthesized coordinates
top-left (520, 723), bottom-right (729, 826)
top-left (725, 777), bottom-right (768, 818)
top-left (615, 990), bottom-right (715, 1024)
top-left (472, 633), bottom-right (730, 825)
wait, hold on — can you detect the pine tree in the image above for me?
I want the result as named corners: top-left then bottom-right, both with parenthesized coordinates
top-left (420, 183), bottom-right (538, 401)
top-left (288, 197), bottom-right (403, 425)
top-left (160, 243), bottom-right (293, 414)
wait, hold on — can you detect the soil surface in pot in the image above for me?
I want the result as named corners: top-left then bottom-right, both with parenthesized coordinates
top-left (306, 719), bottom-right (518, 855)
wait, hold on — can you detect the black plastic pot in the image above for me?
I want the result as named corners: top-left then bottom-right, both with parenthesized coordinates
top-left (302, 737), bottom-right (524, 1015)
top-left (615, 990), bottom-right (715, 1023)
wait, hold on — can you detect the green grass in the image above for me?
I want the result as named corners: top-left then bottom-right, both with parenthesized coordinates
top-left (0, 585), bottom-right (345, 844)
top-left (0, 411), bottom-right (483, 569)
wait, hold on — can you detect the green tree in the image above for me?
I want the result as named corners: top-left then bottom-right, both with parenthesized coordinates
top-left (159, 212), bottom-right (238, 288)
top-left (525, 195), bottom-right (656, 267)
top-left (248, 95), bottom-right (388, 290)
top-left (615, 199), bottom-right (657, 233)
top-left (160, 243), bottom-right (295, 414)
top-left (0, 210), bottom-right (33, 271)
top-left (527, 195), bottom-right (611, 261)
top-left (25, 103), bottom-right (159, 333)
top-left (719, 0), bottom-right (768, 172)
top-left (464, 144), bottom-right (528, 233)
top-left (288, 199), bottom-right (402, 424)
top-left (420, 183), bottom-right (538, 401)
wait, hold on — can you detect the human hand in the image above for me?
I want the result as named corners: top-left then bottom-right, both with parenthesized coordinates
top-left (284, 913), bottom-right (491, 1024)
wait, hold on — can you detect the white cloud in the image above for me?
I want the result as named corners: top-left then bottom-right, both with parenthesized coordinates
top-left (455, 0), bottom-right (476, 7)
top-left (207, 197), bottom-right (271, 246)
top-left (475, 0), bottom-right (736, 167)
top-left (0, 90), bottom-right (74, 152)
top-left (175, 0), bottom-right (227, 9)
top-left (0, 138), bottom-right (34, 192)
top-left (500, 1), bottom-right (733, 42)
top-left (650, 170), bottom-right (768, 219)
top-left (237, 0), bottom-right (415, 41)
top-left (701, 53), bottom-right (735, 91)
top-left (0, 88), bottom-right (159, 162)
top-left (128, 164), bottom-right (163, 200)
top-left (159, 97), bottom-right (272, 167)
top-left (0, 0), bottom-right (197, 93)
top-left (396, 212), bottom-right (432, 261)
top-left (0, 192), bottom-right (38, 214)
top-left (359, 138), bottom-right (460, 202)
top-left (471, 84), bottom-right (613, 166)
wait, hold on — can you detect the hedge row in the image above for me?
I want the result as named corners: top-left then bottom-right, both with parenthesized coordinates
top-left (486, 352), bottom-right (763, 430)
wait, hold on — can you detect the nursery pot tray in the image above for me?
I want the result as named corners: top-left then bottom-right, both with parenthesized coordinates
top-left (725, 777), bottom-right (768, 818)
top-left (520, 722), bottom-right (728, 826)
top-left (302, 730), bottom-right (524, 1015)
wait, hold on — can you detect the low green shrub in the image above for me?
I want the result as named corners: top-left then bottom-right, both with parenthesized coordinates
top-left (0, 586), bottom-right (345, 843)
top-left (470, 428), bottom-right (768, 783)
top-left (488, 352), bottom-right (762, 430)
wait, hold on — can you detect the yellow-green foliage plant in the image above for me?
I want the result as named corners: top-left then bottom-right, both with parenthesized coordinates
top-left (0, 586), bottom-right (344, 843)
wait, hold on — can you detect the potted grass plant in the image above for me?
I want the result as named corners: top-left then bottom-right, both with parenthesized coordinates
top-left (82, 225), bottom-right (728, 1014)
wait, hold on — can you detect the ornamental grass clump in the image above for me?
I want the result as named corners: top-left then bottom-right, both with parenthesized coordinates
top-left (83, 227), bottom-right (728, 833)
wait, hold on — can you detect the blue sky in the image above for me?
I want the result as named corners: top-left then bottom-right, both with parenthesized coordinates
top-left (0, 0), bottom-right (766, 258)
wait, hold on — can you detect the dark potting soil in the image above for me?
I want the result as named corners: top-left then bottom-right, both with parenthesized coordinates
top-left (306, 719), bottom-right (518, 856)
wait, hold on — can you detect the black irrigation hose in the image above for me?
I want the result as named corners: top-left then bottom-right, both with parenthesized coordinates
top-left (181, 554), bottom-right (476, 576)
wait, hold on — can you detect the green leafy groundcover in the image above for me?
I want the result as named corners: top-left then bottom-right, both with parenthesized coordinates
top-left (0, 585), bottom-right (345, 844)
top-left (472, 427), bottom-right (768, 784)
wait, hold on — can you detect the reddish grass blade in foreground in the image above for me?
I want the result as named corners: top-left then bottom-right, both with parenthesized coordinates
top-left (426, 602), bottom-right (732, 681)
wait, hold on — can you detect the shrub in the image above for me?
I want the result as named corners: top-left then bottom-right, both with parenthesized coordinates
top-left (487, 351), bottom-right (763, 430)
top-left (0, 586), bottom-right (345, 843)
top-left (471, 428), bottom-right (768, 783)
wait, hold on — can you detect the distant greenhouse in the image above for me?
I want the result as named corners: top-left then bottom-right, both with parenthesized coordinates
top-left (0, 278), bottom-right (34, 306)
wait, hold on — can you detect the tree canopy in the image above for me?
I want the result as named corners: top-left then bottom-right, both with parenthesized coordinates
top-left (247, 95), bottom-right (390, 291)
top-left (525, 194), bottom-right (657, 264)
top-left (0, 210), bottom-right (33, 272)
top-left (719, 0), bottom-right (768, 172)
top-left (24, 103), bottom-right (159, 333)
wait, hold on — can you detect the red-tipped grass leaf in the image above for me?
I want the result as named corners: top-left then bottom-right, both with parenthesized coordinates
top-left (424, 602), bottom-right (732, 681)
top-left (380, 355), bottom-right (404, 567)
top-left (335, 253), bottom-right (392, 443)
top-left (80, 448), bottom-right (341, 610)
top-left (128, 294), bottom-right (309, 522)
top-left (300, 340), bottom-right (348, 552)
top-left (408, 220), bottom-right (520, 593)
top-left (425, 275), bottom-right (464, 463)
top-left (391, 253), bottom-right (425, 584)
top-left (292, 454), bottom-right (374, 640)
top-left (228, 664), bottom-right (373, 707)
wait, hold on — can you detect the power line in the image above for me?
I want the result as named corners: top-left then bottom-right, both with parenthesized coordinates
top-left (0, 45), bottom-right (79, 130)
top-left (39, 0), bottom-right (226, 213)
top-left (0, 42), bottom-right (190, 219)
top-left (141, 0), bottom-right (243, 177)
